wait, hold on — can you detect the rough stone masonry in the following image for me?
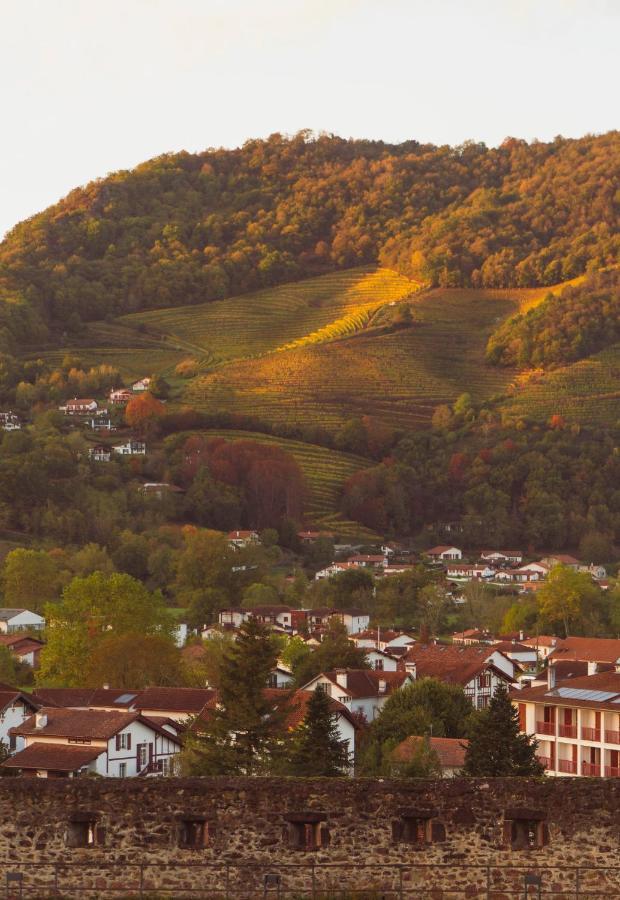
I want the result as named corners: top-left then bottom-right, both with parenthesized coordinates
top-left (0, 776), bottom-right (619, 898)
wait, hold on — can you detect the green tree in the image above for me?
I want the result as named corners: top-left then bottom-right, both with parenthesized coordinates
top-left (37, 572), bottom-right (175, 687)
top-left (84, 633), bottom-right (183, 689)
top-left (1, 548), bottom-right (62, 612)
top-left (0, 644), bottom-right (17, 684)
top-left (393, 736), bottom-right (443, 778)
top-left (182, 620), bottom-right (284, 775)
top-left (242, 582), bottom-right (280, 609)
top-left (293, 620), bottom-right (369, 686)
top-left (284, 688), bottom-right (351, 776)
top-left (463, 683), bottom-right (544, 777)
top-left (537, 565), bottom-right (600, 638)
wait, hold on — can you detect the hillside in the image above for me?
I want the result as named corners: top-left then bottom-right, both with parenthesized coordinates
top-left (0, 131), bottom-right (617, 355)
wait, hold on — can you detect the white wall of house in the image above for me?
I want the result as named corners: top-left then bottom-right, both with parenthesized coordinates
top-left (0, 699), bottom-right (34, 752)
top-left (103, 720), bottom-right (179, 776)
top-left (0, 611), bottom-right (45, 633)
top-left (365, 650), bottom-right (398, 672)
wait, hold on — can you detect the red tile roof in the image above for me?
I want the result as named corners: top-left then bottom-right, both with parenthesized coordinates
top-left (512, 671), bottom-right (620, 712)
top-left (11, 708), bottom-right (140, 740)
top-left (393, 735), bottom-right (468, 769)
top-left (2, 742), bottom-right (101, 771)
top-left (319, 669), bottom-right (410, 699)
top-left (549, 637), bottom-right (620, 664)
top-left (402, 645), bottom-right (515, 686)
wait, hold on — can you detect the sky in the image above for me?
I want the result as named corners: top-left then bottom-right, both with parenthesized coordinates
top-left (0, 0), bottom-right (617, 238)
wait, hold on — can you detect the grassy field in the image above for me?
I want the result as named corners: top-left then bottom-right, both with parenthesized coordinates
top-left (169, 429), bottom-right (380, 540)
top-left (500, 344), bottom-right (620, 426)
top-left (119, 268), bottom-right (417, 366)
top-left (184, 288), bottom-right (532, 429)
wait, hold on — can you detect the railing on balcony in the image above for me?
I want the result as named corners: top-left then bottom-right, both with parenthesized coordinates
top-left (581, 727), bottom-right (601, 742)
top-left (558, 723), bottom-right (577, 738)
top-left (605, 730), bottom-right (620, 745)
top-left (536, 721), bottom-right (555, 735)
top-left (557, 758), bottom-right (577, 774)
top-left (582, 761), bottom-right (601, 776)
top-left (537, 755), bottom-right (553, 770)
top-left (605, 766), bottom-right (620, 777)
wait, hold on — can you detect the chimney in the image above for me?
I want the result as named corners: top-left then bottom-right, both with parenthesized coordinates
top-left (334, 668), bottom-right (348, 689)
top-left (547, 662), bottom-right (556, 691)
top-left (102, 683), bottom-right (110, 690)
top-left (587, 661), bottom-right (598, 676)
top-left (378, 678), bottom-right (387, 694)
top-left (35, 712), bottom-right (48, 729)
top-left (519, 630), bottom-right (524, 641)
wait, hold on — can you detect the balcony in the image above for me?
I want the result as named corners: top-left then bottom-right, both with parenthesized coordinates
top-left (537, 755), bottom-right (553, 770)
top-left (582, 761), bottom-right (601, 776)
top-left (558, 723), bottom-right (577, 738)
top-left (536, 721), bottom-right (555, 736)
top-left (605, 766), bottom-right (620, 777)
top-left (605, 730), bottom-right (620, 745)
top-left (557, 758), bottom-right (577, 774)
top-left (581, 727), bottom-right (601, 742)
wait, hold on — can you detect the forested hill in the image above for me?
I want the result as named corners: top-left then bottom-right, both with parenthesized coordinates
top-left (0, 130), bottom-right (617, 352)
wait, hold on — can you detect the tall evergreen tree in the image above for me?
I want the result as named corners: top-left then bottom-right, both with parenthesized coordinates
top-left (463, 684), bottom-right (544, 777)
top-left (285, 689), bottom-right (351, 777)
top-left (183, 619), bottom-right (285, 775)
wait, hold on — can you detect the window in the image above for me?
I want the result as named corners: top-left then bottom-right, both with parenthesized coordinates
top-left (66, 815), bottom-right (104, 848)
top-left (68, 738), bottom-right (92, 745)
top-left (503, 810), bottom-right (548, 850)
top-left (118, 763), bottom-right (127, 778)
top-left (285, 814), bottom-right (328, 851)
top-left (137, 743), bottom-right (148, 769)
top-left (374, 659), bottom-right (384, 671)
top-left (160, 757), bottom-right (171, 776)
top-left (478, 673), bottom-right (491, 689)
top-left (115, 732), bottom-right (131, 751)
top-left (178, 818), bottom-right (208, 849)
top-left (477, 695), bottom-right (489, 710)
top-left (393, 810), bottom-right (445, 845)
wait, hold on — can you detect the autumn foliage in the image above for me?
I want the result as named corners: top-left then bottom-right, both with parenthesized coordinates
top-left (125, 392), bottom-right (165, 435)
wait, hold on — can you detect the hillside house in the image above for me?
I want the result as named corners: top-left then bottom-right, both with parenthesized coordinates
top-left (0, 412), bottom-right (21, 431)
top-left (301, 669), bottom-right (412, 721)
top-left (0, 634), bottom-right (44, 668)
top-left (62, 398), bottom-right (98, 415)
top-left (491, 641), bottom-right (538, 674)
top-left (0, 682), bottom-right (39, 751)
top-left (86, 416), bottom-right (114, 431)
top-left (445, 563), bottom-right (495, 580)
top-left (347, 554), bottom-right (386, 569)
top-left (227, 530), bottom-right (259, 549)
top-left (426, 545), bottom-right (462, 561)
top-left (113, 440), bottom-right (146, 456)
top-left (0, 609), bottom-right (45, 634)
top-left (331, 609), bottom-right (370, 635)
top-left (3, 708), bottom-right (180, 778)
top-left (392, 735), bottom-right (468, 777)
top-left (541, 554), bottom-right (581, 571)
top-left (88, 445), bottom-right (112, 462)
top-left (314, 562), bottom-right (358, 580)
top-left (521, 635), bottom-right (558, 659)
top-left (452, 628), bottom-right (493, 646)
top-left (141, 482), bottom-right (184, 499)
top-left (479, 550), bottom-right (523, 565)
top-left (109, 388), bottom-right (133, 404)
top-left (267, 664), bottom-right (295, 689)
top-left (580, 563), bottom-right (607, 580)
top-left (513, 668), bottom-right (620, 777)
top-left (298, 530), bottom-right (334, 544)
top-left (399, 644), bottom-right (515, 709)
top-left (131, 378), bottom-right (151, 392)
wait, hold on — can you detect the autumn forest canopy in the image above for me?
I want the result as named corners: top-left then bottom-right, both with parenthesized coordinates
top-left (0, 130), bottom-right (617, 352)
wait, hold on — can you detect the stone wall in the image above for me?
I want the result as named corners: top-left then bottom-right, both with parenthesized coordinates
top-left (0, 776), bottom-right (619, 898)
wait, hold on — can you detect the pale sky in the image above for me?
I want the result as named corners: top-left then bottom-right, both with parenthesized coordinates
top-left (0, 0), bottom-right (617, 238)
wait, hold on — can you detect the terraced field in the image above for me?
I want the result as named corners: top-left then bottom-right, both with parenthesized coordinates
top-left (500, 344), bottom-right (620, 426)
top-left (167, 429), bottom-right (380, 540)
top-left (118, 268), bottom-right (417, 366)
top-left (185, 288), bottom-right (531, 429)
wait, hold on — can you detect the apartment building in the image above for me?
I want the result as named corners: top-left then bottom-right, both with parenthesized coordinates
top-left (514, 667), bottom-right (620, 777)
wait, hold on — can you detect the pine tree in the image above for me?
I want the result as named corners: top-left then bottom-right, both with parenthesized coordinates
top-left (463, 683), bottom-right (544, 777)
top-left (183, 619), bottom-right (285, 775)
top-left (285, 689), bottom-right (351, 776)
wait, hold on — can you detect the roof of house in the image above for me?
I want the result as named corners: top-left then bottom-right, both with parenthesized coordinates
top-left (33, 688), bottom-right (137, 709)
top-left (11, 707), bottom-right (140, 740)
top-left (0, 635), bottom-right (44, 654)
top-left (316, 669), bottom-right (410, 699)
top-left (402, 644), bottom-right (515, 685)
top-left (227, 530), bottom-right (257, 539)
top-left (393, 735), bottom-right (468, 769)
top-left (0, 608), bottom-right (39, 620)
top-left (426, 545), bottom-right (460, 554)
top-left (512, 671), bottom-right (620, 712)
top-left (548, 637), bottom-right (620, 664)
top-left (249, 605), bottom-right (292, 616)
top-left (492, 641), bottom-right (536, 654)
top-left (133, 686), bottom-right (217, 714)
top-left (1, 742), bottom-right (102, 771)
top-left (0, 682), bottom-right (39, 714)
top-left (543, 554), bottom-right (580, 565)
top-left (480, 550), bottom-right (523, 556)
top-left (541, 660), bottom-right (614, 681)
top-left (33, 686), bottom-right (216, 715)
top-left (284, 689), bottom-right (358, 730)
top-left (67, 398), bottom-right (96, 405)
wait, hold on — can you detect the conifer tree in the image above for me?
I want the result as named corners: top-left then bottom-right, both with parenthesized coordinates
top-left (285, 689), bottom-right (351, 776)
top-left (463, 683), bottom-right (544, 777)
top-left (183, 619), bottom-right (285, 775)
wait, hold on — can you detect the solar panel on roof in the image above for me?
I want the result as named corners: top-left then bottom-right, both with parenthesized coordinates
top-left (551, 687), bottom-right (619, 701)
top-left (114, 693), bottom-right (137, 704)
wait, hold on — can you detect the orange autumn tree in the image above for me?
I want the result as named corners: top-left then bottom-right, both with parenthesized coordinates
top-left (125, 392), bottom-right (165, 437)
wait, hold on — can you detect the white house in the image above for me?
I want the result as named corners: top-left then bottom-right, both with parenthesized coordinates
top-left (445, 563), bottom-right (495, 580)
top-left (0, 683), bottom-right (39, 752)
top-left (113, 440), bottom-right (146, 456)
top-left (0, 609), bottom-right (45, 634)
top-left (0, 412), bottom-right (21, 431)
top-left (479, 550), bottom-right (523, 565)
top-left (301, 669), bottom-right (413, 722)
top-left (227, 530), bottom-right (259, 549)
top-left (132, 378), bottom-right (152, 393)
top-left (4, 707), bottom-right (181, 778)
top-left (331, 609), bottom-right (370, 635)
top-left (88, 445), bottom-right (112, 463)
top-left (62, 398), bottom-right (98, 415)
top-left (86, 417), bottom-right (114, 431)
top-left (268, 664), bottom-right (295, 689)
top-left (426, 545), bottom-right (462, 562)
top-left (364, 649), bottom-right (399, 672)
top-left (109, 388), bottom-right (133, 404)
